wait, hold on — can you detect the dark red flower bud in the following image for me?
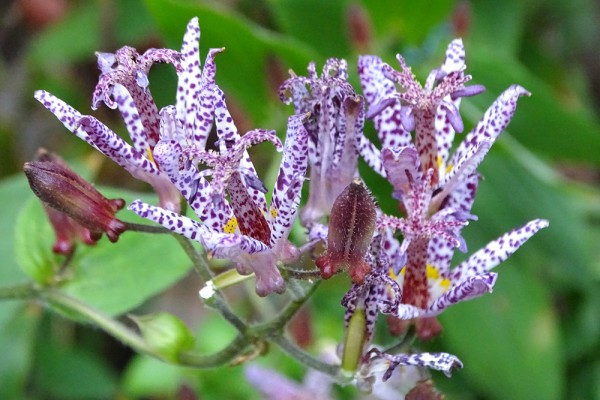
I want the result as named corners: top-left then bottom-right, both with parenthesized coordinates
top-left (24, 149), bottom-right (126, 246)
top-left (316, 179), bottom-right (376, 284)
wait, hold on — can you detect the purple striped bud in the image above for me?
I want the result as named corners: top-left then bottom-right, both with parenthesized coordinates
top-left (316, 179), bottom-right (376, 284)
top-left (24, 150), bottom-right (126, 243)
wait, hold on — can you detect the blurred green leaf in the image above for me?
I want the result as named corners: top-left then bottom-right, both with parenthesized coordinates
top-left (0, 304), bottom-right (41, 400)
top-left (35, 325), bottom-right (118, 399)
top-left (463, 54), bottom-right (600, 166)
top-left (0, 176), bottom-right (34, 286)
top-left (144, 0), bottom-right (318, 124)
top-left (267, 0), bottom-right (351, 57)
top-left (359, 0), bottom-right (455, 46)
top-left (439, 263), bottom-right (563, 400)
top-left (15, 199), bottom-right (63, 284)
top-left (14, 187), bottom-right (191, 316)
top-left (121, 355), bottom-right (183, 398)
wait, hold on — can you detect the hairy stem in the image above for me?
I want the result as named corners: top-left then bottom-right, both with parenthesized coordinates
top-left (0, 283), bottom-right (38, 300)
top-left (124, 221), bottom-right (174, 234)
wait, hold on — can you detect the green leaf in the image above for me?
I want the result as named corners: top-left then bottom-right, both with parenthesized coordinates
top-left (439, 264), bottom-right (564, 400)
top-left (144, 0), bottom-right (318, 124)
top-left (0, 176), bottom-right (35, 286)
top-left (35, 324), bottom-right (118, 399)
top-left (0, 304), bottom-right (41, 400)
top-left (15, 199), bottom-right (63, 284)
top-left (14, 187), bottom-right (192, 316)
top-left (121, 355), bottom-right (183, 398)
top-left (268, 0), bottom-right (351, 57)
top-left (463, 53), bottom-right (600, 166)
top-left (359, 0), bottom-right (455, 46)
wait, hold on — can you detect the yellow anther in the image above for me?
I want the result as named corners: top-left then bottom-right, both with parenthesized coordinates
top-left (270, 206), bottom-right (278, 219)
top-left (223, 216), bottom-right (238, 234)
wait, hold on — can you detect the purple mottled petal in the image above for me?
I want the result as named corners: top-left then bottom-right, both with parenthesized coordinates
top-left (112, 84), bottom-right (149, 152)
top-left (358, 135), bottom-right (385, 176)
top-left (451, 84), bottom-right (485, 100)
top-left (245, 364), bottom-right (329, 400)
top-left (77, 116), bottom-right (160, 178)
top-left (203, 234), bottom-right (284, 296)
top-left (373, 350), bottom-right (463, 381)
top-left (451, 84), bottom-right (530, 167)
top-left (159, 105), bottom-right (187, 144)
top-left (358, 55), bottom-right (412, 149)
top-left (270, 114), bottom-right (309, 245)
top-left (440, 38), bottom-right (465, 75)
top-left (424, 272), bottom-right (497, 316)
top-left (451, 219), bottom-right (549, 282)
top-left (438, 140), bottom-right (491, 197)
top-left (129, 200), bottom-right (207, 242)
top-left (203, 232), bottom-right (270, 257)
top-left (382, 146), bottom-right (421, 196)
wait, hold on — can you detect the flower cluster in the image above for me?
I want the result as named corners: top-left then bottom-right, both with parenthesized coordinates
top-left (34, 18), bottom-right (548, 395)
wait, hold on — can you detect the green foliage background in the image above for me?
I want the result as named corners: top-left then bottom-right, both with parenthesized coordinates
top-left (1, 0), bottom-right (599, 398)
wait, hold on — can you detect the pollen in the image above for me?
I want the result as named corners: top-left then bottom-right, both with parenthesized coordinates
top-left (270, 206), bottom-right (277, 218)
top-left (223, 216), bottom-right (238, 233)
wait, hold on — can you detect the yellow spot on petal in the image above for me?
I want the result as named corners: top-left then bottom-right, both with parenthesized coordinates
top-left (436, 155), bottom-right (443, 171)
top-left (270, 206), bottom-right (277, 219)
top-left (440, 278), bottom-right (451, 290)
top-left (223, 216), bottom-right (238, 234)
top-left (426, 264), bottom-right (440, 280)
top-left (446, 163), bottom-right (453, 175)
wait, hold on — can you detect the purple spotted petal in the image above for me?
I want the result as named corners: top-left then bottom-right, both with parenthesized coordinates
top-left (358, 55), bottom-right (412, 149)
top-left (112, 84), bottom-right (149, 152)
top-left (129, 200), bottom-right (207, 243)
top-left (92, 46), bottom-right (181, 146)
top-left (368, 350), bottom-right (463, 381)
top-left (270, 114), bottom-right (309, 245)
top-left (450, 85), bottom-right (531, 167)
top-left (439, 38), bottom-right (466, 75)
top-left (381, 146), bottom-right (421, 197)
top-left (176, 18), bottom-right (223, 149)
top-left (424, 272), bottom-right (497, 316)
top-left (437, 139), bottom-right (491, 199)
top-left (203, 234), bottom-right (284, 296)
top-left (451, 219), bottom-right (549, 282)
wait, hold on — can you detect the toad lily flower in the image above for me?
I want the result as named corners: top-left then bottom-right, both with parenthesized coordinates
top-left (33, 19), bottom-right (217, 213)
top-left (130, 104), bottom-right (309, 296)
top-left (280, 58), bottom-right (368, 226)
top-left (340, 235), bottom-right (463, 385)
top-left (357, 39), bottom-right (549, 339)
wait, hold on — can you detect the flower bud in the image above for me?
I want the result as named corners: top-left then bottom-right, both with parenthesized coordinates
top-left (130, 313), bottom-right (195, 362)
top-left (24, 150), bottom-right (126, 244)
top-left (316, 179), bottom-right (376, 284)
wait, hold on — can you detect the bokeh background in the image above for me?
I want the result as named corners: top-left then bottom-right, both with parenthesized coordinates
top-left (1, 0), bottom-right (600, 399)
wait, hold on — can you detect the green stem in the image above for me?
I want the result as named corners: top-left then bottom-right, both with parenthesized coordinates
top-left (174, 235), bottom-right (214, 281)
top-left (0, 283), bottom-right (38, 300)
top-left (42, 288), bottom-right (155, 355)
top-left (269, 334), bottom-right (346, 382)
top-left (178, 334), bottom-right (250, 367)
top-left (124, 221), bottom-right (173, 235)
top-left (279, 265), bottom-right (323, 280)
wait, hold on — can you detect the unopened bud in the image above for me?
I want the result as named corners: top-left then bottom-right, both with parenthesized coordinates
top-left (24, 150), bottom-right (126, 244)
top-left (130, 313), bottom-right (195, 362)
top-left (316, 179), bottom-right (376, 284)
